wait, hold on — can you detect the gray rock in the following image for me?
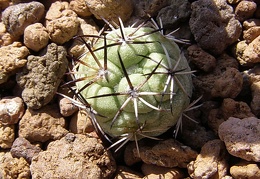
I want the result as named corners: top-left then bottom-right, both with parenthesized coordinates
top-left (16, 43), bottom-right (68, 109)
top-left (219, 117), bottom-right (260, 162)
top-left (189, 0), bottom-right (242, 55)
top-left (2, 1), bottom-right (45, 37)
top-left (30, 133), bottom-right (116, 179)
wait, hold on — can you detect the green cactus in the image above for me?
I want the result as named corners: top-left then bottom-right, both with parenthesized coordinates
top-left (70, 20), bottom-right (193, 149)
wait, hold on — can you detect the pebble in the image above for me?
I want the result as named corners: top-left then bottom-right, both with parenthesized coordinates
top-left (230, 160), bottom-right (260, 178)
top-left (235, 0), bottom-right (257, 21)
top-left (0, 96), bottom-right (24, 125)
top-left (1, 1), bottom-right (45, 37)
top-left (219, 117), bottom-right (260, 162)
top-left (18, 104), bottom-right (68, 143)
top-left (30, 133), bottom-right (116, 179)
top-left (0, 122), bottom-right (15, 149)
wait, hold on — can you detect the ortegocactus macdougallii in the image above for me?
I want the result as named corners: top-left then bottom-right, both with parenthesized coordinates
top-left (67, 19), bottom-right (194, 150)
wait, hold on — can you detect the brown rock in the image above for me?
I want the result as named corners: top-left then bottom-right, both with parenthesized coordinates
top-left (141, 163), bottom-right (184, 179)
top-left (30, 133), bottom-right (116, 179)
top-left (10, 137), bottom-right (42, 163)
top-left (0, 122), bottom-right (15, 149)
top-left (0, 96), bottom-right (24, 125)
top-left (69, 0), bottom-right (92, 17)
top-left (243, 19), bottom-right (260, 30)
top-left (219, 117), bottom-right (260, 162)
top-left (0, 42), bottom-right (29, 84)
top-left (230, 160), bottom-right (260, 179)
top-left (243, 26), bottom-right (260, 43)
top-left (18, 104), bottom-right (68, 143)
top-left (187, 139), bottom-right (230, 179)
top-left (24, 23), bottom-right (49, 52)
top-left (69, 110), bottom-right (95, 134)
top-left (0, 22), bottom-right (15, 46)
top-left (136, 139), bottom-right (197, 168)
top-left (114, 166), bottom-right (143, 179)
top-left (124, 142), bottom-right (142, 166)
top-left (243, 35), bottom-right (260, 64)
top-left (235, 0), bottom-right (257, 21)
top-left (211, 67), bottom-right (243, 98)
top-left (59, 97), bottom-right (78, 117)
top-left (0, 152), bottom-right (30, 179)
top-left (85, 0), bottom-right (133, 23)
top-left (187, 44), bottom-right (217, 72)
top-left (251, 81), bottom-right (260, 115)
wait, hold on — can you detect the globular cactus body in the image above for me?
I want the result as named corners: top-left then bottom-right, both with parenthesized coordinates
top-left (74, 25), bottom-right (193, 142)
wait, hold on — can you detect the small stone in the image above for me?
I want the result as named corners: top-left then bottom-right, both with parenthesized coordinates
top-left (230, 160), bottom-right (260, 179)
top-left (69, 110), bottom-right (94, 134)
top-left (243, 35), bottom-right (260, 64)
top-left (0, 22), bottom-right (15, 46)
top-left (232, 40), bottom-right (249, 66)
top-left (0, 42), bottom-right (29, 84)
top-left (124, 142), bottom-right (142, 166)
top-left (141, 163), bottom-right (184, 179)
top-left (235, 0), bottom-right (257, 21)
top-left (189, 0), bottom-right (242, 55)
top-left (187, 44), bottom-right (217, 72)
top-left (0, 152), bottom-right (30, 179)
top-left (0, 122), bottom-right (15, 149)
top-left (10, 137), bottom-right (42, 163)
top-left (211, 67), bottom-right (243, 98)
top-left (24, 23), bottom-right (49, 52)
top-left (45, 1), bottom-right (80, 45)
top-left (218, 117), bottom-right (260, 162)
top-left (250, 81), bottom-right (260, 116)
top-left (69, 0), bottom-right (92, 17)
top-left (59, 97), bottom-right (78, 117)
top-left (136, 139), bottom-right (197, 168)
top-left (85, 0), bottom-right (133, 23)
top-left (1, 1), bottom-right (45, 37)
top-left (0, 96), bottom-right (24, 125)
top-left (18, 104), bottom-right (68, 143)
top-left (30, 133), bottom-right (116, 179)
top-left (187, 139), bottom-right (230, 179)
top-left (243, 19), bottom-right (260, 30)
top-left (16, 43), bottom-right (68, 109)
top-left (114, 166), bottom-right (143, 179)
top-left (243, 26), bottom-right (260, 43)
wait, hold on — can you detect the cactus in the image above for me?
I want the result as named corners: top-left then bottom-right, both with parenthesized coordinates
top-left (66, 19), bottom-right (194, 151)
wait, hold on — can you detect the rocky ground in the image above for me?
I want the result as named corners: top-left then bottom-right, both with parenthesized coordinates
top-left (0, 0), bottom-right (260, 178)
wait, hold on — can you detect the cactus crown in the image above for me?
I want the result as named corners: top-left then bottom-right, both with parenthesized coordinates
top-left (63, 18), bottom-right (196, 152)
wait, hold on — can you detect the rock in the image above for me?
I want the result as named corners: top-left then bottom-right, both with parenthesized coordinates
top-left (45, 1), bottom-right (80, 44)
top-left (0, 152), bottom-right (30, 179)
top-left (1, 1), bottom-right (45, 37)
top-left (156, 0), bottom-right (191, 28)
top-left (243, 26), bottom-right (260, 43)
top-left (187, 139), bottom-right (230, 179)
top-left (10, 137), bottom-right (42, 163)
top-left (232, 40), bottom-right (248, 66)
top-left (30, 133), bottom-right (116, 179)
top-left (235, 0), bottom-right (257, 22)
top-left (208, 98), bottom-right (255, 134)
top-left (0, 42), bottom-right (29, 84)
top-left (0, 96), bottom-right (24, 125)
top-left (189, 0), bottom-right (242, 55)
top-left (59, 97), bottom-right (78, 117)
top-left (230, 160), bottom-right (260, 179)
top-left (68, 17), bottom-right (99, 58)
top-left (193, 54), bottom-right (240, 100)
top-left (211, 67), bottom-right (243, 98)
top-left (114, 166), bottom-right (143, 179)
top-left (124, 142), bottom-right (142, 166)
top-left (0, 22), bottom-right (15, 46)
top-left (23, 23), bottom-right (49, 52)
top-left (136, 139), bottom-right (197, 168)
top-left (243, 19), bottom-right (260, 30)
top-left (141, 163), bottom-right (184, 179)
top-left (69, 110), bottom-right (95, 134)
top-left (16, 43), bottom-right (68, 109)
top-left (250, 81), bottom-right (260, 116)
top-left (85, 0), bottom-right (133, 23)
top-left (0, 0), bottom-right (9, 10)
top-left (243, 35), bottom-right (260, 64)
top-left (69, 0), bottom-right (92, 17)
top-left (218, 117), bottom-right (260, 162)
top-left (227, 0), bottom-right (241, 4)
top-left (18, 104), bottom-right (68, 143)
top-left (0, 122), bottom-right (15, 148)
top-left (187, 44), bottom-right (217, 72)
